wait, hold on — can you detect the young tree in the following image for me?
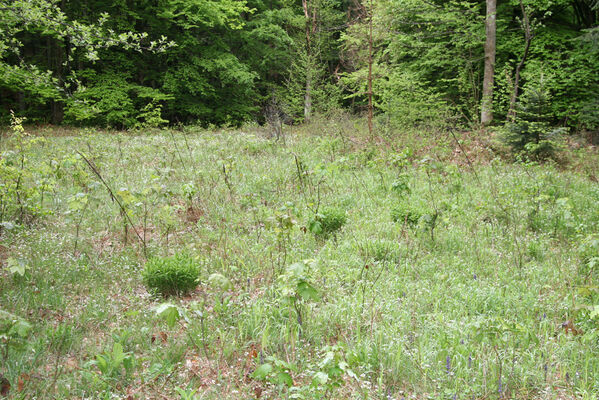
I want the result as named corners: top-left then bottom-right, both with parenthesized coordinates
top-left (507, 0), bottom-right (535, 121)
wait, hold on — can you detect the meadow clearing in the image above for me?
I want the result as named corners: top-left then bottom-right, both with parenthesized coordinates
top-left (1, 122), bottom-right (599, 399)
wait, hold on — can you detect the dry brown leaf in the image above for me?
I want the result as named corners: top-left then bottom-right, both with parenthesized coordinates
top-left (17, 373), bottom-right (30, 392)
top-left (562, 320), bottom-right (583, 336)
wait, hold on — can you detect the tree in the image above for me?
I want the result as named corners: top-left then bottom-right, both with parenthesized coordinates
top-left (285, 0), bottom-right (345, 122)
top-left (481, 0), bottom-right (496, 126)
top-left (0, 0), bottom-right (174, 125)
top-left (507, 0), bottom-right (534, 122)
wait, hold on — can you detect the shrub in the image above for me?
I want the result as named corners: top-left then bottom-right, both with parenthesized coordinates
top-left (308, 207), bottom-right (347, 237)
top-left (142, 253), bottom-right (200, 296)
top-left (391, 204), bottom-right (422, 226)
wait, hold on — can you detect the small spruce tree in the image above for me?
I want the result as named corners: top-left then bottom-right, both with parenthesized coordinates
top-left (503, 85), bottom-right (566, 161)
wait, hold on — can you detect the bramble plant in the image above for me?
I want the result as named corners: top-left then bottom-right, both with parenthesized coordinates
top-left (279, 261), bottom-right (319, 332)
top-left (142, 253), bottom-right (200, 296)
top-left (251, 355), bottom-right (296, 387)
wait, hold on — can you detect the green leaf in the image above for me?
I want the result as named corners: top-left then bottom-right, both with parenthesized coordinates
top-left (6, 257), bottom-right (28, 276)
top-left (297, 281), bottom-right (319, 301)
top-left (111, 342), bottom-right (125, 365)
top-left (251, 363), bottom-right (273, 380)
top-left (308, 220), bottom-right (322, 234)
top-left (274, 371), bottom-right (293, 386)
top-left (154, 303), bottom-right (181, 328)
top-left (208, 273), bottom-right (231, 291)
top-left (9, 320), bottom-right (32, 338)
top-left (312, 371), bottom-right (329, 385)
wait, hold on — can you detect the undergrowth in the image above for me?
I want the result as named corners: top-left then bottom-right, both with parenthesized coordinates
top-left (0, 121), bottom-right (598, 399)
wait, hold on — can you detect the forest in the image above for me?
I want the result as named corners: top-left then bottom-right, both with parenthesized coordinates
top-left (0, 0), bottom-right (598, 132)
top-left (1, 0), bottom-right (599, 399)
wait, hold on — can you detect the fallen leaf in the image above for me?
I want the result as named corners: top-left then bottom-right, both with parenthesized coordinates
top-left (562, 320), bottom-right (583, 336)
top-left (159, 331), bottom-right (168, 343)
top-left (17, 373), bottom-right (30, 392)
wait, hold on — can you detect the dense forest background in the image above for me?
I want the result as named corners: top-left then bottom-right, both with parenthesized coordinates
top-left (0, 0), bottom-right (598, 133)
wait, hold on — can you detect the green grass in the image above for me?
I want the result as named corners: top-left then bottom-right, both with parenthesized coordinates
top-left (1, 123), bottom-right (599, 399)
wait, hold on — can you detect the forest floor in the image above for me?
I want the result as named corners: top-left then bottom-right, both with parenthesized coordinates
top-left (1, 121), bottom-right (599, 399)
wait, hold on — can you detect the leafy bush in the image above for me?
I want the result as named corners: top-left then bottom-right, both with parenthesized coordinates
top-left (502, 86), bottom-right (566, 162)
top-left (391, 203), bottom-right (422, 226)
top-left (308, 207), bottom-right (347, 237)
top-left (142, 253), bottom-right (200, 296)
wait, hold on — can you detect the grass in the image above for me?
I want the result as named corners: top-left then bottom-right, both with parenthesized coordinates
top-left (1, 121), bottom-right (599, 399)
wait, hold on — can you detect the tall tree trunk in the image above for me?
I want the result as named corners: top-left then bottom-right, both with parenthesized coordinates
top-left (367, 0), bottom-right (374, 137)
top-left (481, 0), bottom-right (496, 126)
top-left (507, 0), bottom-right (533, 122)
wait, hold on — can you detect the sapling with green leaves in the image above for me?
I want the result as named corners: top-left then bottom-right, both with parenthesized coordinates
top-left (279, 261), bottom-right (320, 333)
top-left (83, 342), bottom-right (136, 388)
top-left (0, 310), bottom-right (32, 362)
top-left (0, 112), bottom-right (54, 224)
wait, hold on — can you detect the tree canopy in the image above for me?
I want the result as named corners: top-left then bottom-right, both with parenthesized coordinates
top-left (0, 0), bottom-right (597, 131)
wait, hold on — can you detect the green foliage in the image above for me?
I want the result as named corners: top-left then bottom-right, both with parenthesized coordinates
top-left (85, 342), bottom-right (135, 379)
top-left (64, 73), bottom-right (172, 129)
top-left (279, 261), bottom-right (320, 304)
top-left (308, 207), bottom-right (347, 237)
top-left (502, 86), bottom-right (566, 161)
top-left (142, 253), bottom-right (200, 296)
top-left (311, 345), bottom-right (357, 393)
top-left (0, 310), bottom-right (32, 358)
top-left (251, 355), bottom-right (296, 387)
top-left (0, 112), bottom-right (55, 224)
top-left (391, 203), bottom-right (422, 226)
top-left (358, 239), bottom-right (399, 263)
top-left (5, 257), bottom-right (29, 277)
top-left (154, 303), bottom-right (186, 328)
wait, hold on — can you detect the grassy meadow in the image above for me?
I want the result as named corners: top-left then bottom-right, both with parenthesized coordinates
top-left (1, 121), bottom-right (599, 399)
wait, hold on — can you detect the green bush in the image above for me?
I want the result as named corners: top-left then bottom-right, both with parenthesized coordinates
top-left (391, 204), bottom-right (422, 226)
top-left (308, 207), bottom-right (347, 237)
top-left (142, 253), bottom-right (200, 296)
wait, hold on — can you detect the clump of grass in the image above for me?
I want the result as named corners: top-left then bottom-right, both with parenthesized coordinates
top-left (308, 207), bottom-right (347, 237)
top-left (142, 253), bottom-right (200, 296)
top-left (391, 203), bottom-right (422, 226)
top-left (358, 239), bottom-right (399, 263)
